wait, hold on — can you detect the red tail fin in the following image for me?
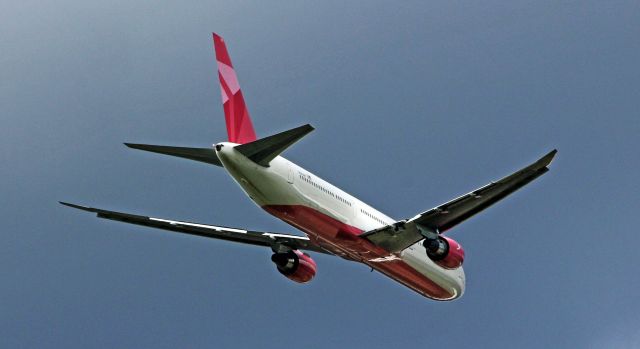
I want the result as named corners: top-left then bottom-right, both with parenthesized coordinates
top-left (213, 33), bottom-right (257, 144)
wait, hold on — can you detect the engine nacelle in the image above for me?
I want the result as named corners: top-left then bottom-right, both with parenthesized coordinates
top-left (271, 250), bottom-right (317, 283)
top-left (423, 236), bottom-right (465, 269)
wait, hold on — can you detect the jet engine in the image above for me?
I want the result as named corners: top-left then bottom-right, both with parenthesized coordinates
top-left (423, 236), bottom-right (465, 269)
top-left (271, 250), bottom-right (317, 283)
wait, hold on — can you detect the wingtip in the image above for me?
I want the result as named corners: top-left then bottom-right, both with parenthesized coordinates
top-left (59, 201), bottom-right (95, 212)
top-left (539, 149), bottom-right (558, 167)
top-left (124, 143), bottom-right (152, 151)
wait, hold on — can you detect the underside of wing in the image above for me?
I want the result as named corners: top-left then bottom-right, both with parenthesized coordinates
top-left (361, 150), bottom-right (557, 253)
top-left (415, 149), bottom-right (556, 232)
top-left (60, 202), bottom-right (331, 255)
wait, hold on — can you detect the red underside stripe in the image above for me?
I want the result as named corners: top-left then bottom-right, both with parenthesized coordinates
top-left (262, 204), bottom-right (453, 300)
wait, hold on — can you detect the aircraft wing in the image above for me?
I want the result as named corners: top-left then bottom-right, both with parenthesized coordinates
top-left (60, 202), bottom-right (331, 255)
top-left (361, 150), bottom-right (557, 253)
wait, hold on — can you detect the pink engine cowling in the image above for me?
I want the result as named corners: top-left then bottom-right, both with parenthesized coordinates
top-left (437, 236), bottom-right (465, 269)
top-left (271, 250), bottom-right (317, 283)
top-left (425, 236), bottom-right (465, 269)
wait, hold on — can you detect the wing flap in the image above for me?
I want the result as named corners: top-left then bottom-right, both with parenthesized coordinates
top-left (360, 223), bottom-right (423, 253)
top-left (60, 202), bottom-right (330, 255)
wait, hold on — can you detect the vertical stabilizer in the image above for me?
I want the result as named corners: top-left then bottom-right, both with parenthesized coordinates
top-left (213, 33), bottom-right (257, 144)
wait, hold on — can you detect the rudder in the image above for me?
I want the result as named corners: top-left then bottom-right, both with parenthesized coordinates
top-left (213, 33), bottom-right (257, 144)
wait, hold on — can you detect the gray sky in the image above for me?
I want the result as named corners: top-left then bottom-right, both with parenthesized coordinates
top-left (2, 1), bottom-right (639, 347)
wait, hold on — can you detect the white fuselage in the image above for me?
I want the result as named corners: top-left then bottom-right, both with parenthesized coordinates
top-left (215, 142), bottom-right (465, 300)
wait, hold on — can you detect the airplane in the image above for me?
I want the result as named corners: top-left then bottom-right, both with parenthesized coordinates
top-left (61, 33), bottom-right (557, 301)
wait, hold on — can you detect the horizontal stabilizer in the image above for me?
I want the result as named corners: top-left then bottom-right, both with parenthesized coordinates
top-left (125, 143), bottom-right (222, 167)
top-left (235, 124), bottom-right (314, 167)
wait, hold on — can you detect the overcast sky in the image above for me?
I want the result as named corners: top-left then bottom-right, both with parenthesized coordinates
top-left (2, 1), bottom-right (640, 348)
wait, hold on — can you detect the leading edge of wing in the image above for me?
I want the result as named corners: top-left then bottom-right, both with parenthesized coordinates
top-left (59, 202), bottom-right (331, 255)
